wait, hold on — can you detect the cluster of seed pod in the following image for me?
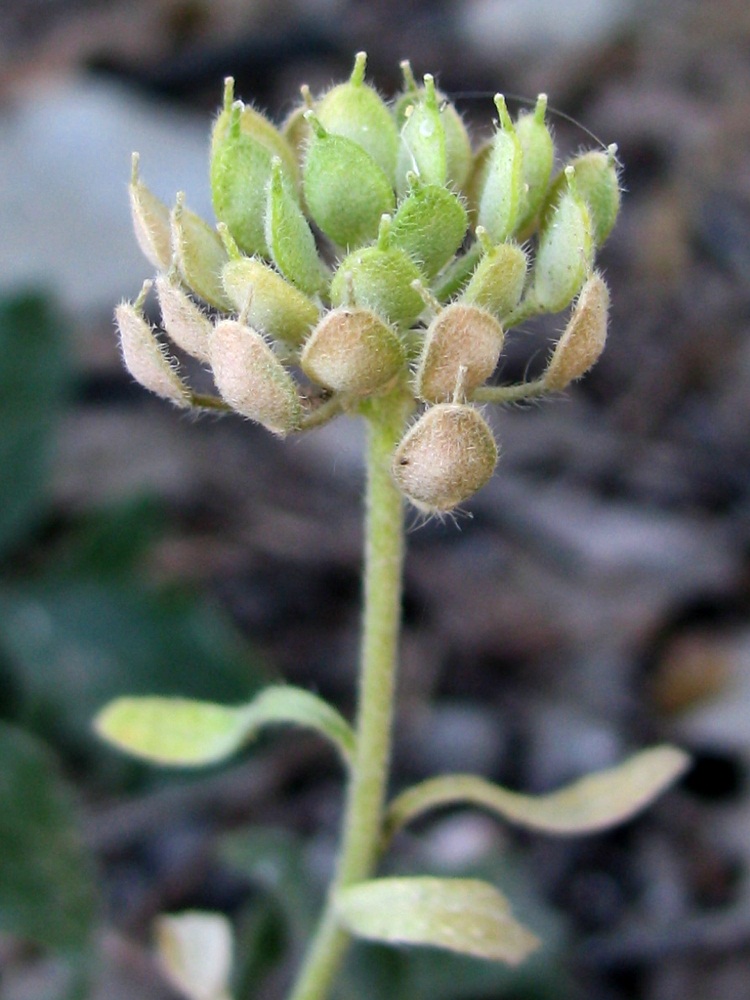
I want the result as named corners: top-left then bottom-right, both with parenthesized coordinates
top-left (117, 53), bottom-right (619, 514)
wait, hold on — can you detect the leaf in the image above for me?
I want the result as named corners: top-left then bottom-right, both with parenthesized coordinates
top-left (0, 293), bottom-right (71, 558)
top-left (95, 685), bottom-right (355, 766)
top-left (383, 745), bottom-right (689, 843)
top-left (335, 877), bottom-right (539, 965)
top-left (0, 722), bottom-right (97, 950)
top-left (156, 911), bottom-right (234, 1000)
top-left (0, 577), bottom-right (263, 756)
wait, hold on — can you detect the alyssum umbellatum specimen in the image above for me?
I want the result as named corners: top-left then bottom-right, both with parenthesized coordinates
top-left (102, 55), bottom-right (688, 1000)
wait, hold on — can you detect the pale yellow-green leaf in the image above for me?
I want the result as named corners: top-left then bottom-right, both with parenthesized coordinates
top-left (383, 745), bottom-right (689, 843)
top-left (156, 911), bottom-right (234, 1000)
top-left (335, 877), bottom-right (539, 964)
top-left (95, 685), bottom-right (354, 767)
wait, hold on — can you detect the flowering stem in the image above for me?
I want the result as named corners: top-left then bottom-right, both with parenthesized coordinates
top-left (287, 390), bottom-right (411, 1000)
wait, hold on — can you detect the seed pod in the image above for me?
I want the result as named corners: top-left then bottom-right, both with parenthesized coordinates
top-left (330, 220), bottom-right (424, 328)
top-left (477, 95), bottom-right (524, 243)
top-left (415, 304), bottom-right (504, 402)
top-left (514, 94), bottom-right (554, 234)
top-left (531, 167), bottom-right (593, 313)
top-left (265, 157), bottom-right (328, 296)
top-left (316, 51), bottom-right (398, 183)
top-left (222, 256), bottom-right (319, 348)
top-left (543, 272), bottom-right (609, 390)
top-left (303, 113), bottom-right (396, 248)
top-left (395, 61), bottom-right (472, 192)
top-left (390, 177), bottom-right (468, 279)
top-left (129, 153), bottom-right (172, 271)
top-left (301, 307), bottom-right (405, 395)
top-left (210, 319), bottom-right (301, 435)
top-left (462, 237), bottom-right (528, 322)
top-left (170, 194), bottom-right (232, 310)
top-left (567, 145), bottom-right (621, 247)
top-left (396, 74), bottom-right (447, 196)
top-left (155, 274), bottom-right (213, 363)
top-left (115, 283), bottom-right (191, 407)
top-left (393, 403), bottom-right (498, 513)
top-left (210, 78), bottom-right (298, 257)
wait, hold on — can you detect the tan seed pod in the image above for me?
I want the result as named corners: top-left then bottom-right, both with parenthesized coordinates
top-left (155, 275), bottom-right (213, 363)
top-left (415, 304), bottom-right (504, 403)
top-left (543, 272), bottom-right (609, 390)
top-left (129, 153), bottom-right (172, 271)
top-left (210, 319), bottom-right (301, 435)
top-left (115, 285), bottom-right (191, 407)
top-left (301, 308), bottom-right (405, 395)
top-left (392, 403), bottom-right (498, 513)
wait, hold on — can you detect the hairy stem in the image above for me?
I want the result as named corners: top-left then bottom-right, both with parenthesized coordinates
top-left (287, 390), bottom-right (411, 1000)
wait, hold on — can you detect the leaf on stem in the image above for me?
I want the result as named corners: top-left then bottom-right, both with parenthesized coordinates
top-left (383, 745), bottom-right (689, 843)
top-left (335, 877), bottom-right (539, 964)
top-left (95, 684), bottom-right (355, 767)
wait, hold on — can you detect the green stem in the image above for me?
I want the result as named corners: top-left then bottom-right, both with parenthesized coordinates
top-left (287, 391), bottom-right (411, 1000)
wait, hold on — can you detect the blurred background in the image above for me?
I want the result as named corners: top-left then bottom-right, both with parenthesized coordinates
top-left (1, 0), bottom-right (750, 997)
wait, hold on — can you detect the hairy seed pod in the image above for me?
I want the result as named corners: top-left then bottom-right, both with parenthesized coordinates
top-left (170, 194), bottom-right (232, 310)
top-left (265, 157), bottom-right (328, 296)
top-left (155, 274), bottom-right (213, 363)
top-left (316, 51), bottom-right (398, 183)
top-left (330, 233), bottom-right (424, 328)
top-left (395, 61), bottom-right (472, 192)
top-left (210, 319), bottom-right (301, 435)
top-left (543, 272), bottom-right (609, 390)
top-left (303, 113), bottom-right (395, 248)
top-left (390, 178), bottom-right (468, 279)
top-left (565, 146), bottom-right (621, 247)
top-left (222, 256), bottom-right (319, 348)
top-left (531, 167), bottom-right (593, 313)
top-left (210, 78), bottom-right (298, 257)
top-left (415, 304), bottom-right (504, 402)
top-left (477, 95), bottom-right (524, 243)
top-left (301, 307), bottom-right (405, 394)
top-left (514, 93), bottom-right (554, 234)
top-left (396, 74), bottom-right (447, 195)
top-left (393, 403), bottom-right (498, 512)
top-left (462, 238), bottom-right (528, 321)
top-left (115, 284), bottom-right (190, 407)
top-left (129, 153), bottom-right (172, 271)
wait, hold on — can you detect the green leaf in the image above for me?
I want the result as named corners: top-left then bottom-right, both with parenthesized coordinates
top-left (383, 745), bottom-right (689, 844)
top-left (0, 293), bottom-right (71, 558)
top-left (335, 877), bottom-right (539, 965)
top-left (95, 685), bottom-right (354, 767)
top-left (0, 722), bottom-right (97, 950)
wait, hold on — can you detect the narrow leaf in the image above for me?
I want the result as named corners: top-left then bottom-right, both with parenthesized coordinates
top-left (95, 684), bottom-right (354, 767)
top-left (384, 745), bottom-right (689, 843)
top-left (335, 877), bottom-right (539, 965)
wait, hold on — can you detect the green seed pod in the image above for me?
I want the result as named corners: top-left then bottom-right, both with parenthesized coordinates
top-left (395, 61), bottom-right (472, 192)
top-left (170, 194), bottom-right (232, 310)
top-left (210, 78), bottom-right (299, 258)
top-left (281, 86), bottom-right (313, 163)
top-left (301, 307), bottom-right (405, 395)
top-left (115, 282), bottom-right (190, 407)
top-left (390, 176), bottom-right (468, 279)
top-left (129, 153), bottom-right (172, 271)
top-left (567, 145), bottom-right (621, 247)
top-left (543, 272), bottom-right (609, 390)
top-left (330, 218), bottom-right (424, 327)
top-left (155, 274), bottom-right (213, 363)
top-left (514, 94), bottom-right (555, 234)
top-left (222, 255), bottom-right (319, 348)
top-left (531, 167), bottom-right (593, 313)
top-left (462, 236), bottom-right (528, 322)
top-left (265, 157), bottom-right (328, 297)
top-left (303, 112), bottom-right (396, 248)
top-left (316, 51), bottom-right (398, 184)
top-left (396, 74), bottom-right (447, 196)
top-left (393, 403), bottom-right (498, 513)
top-left (414, 304), bottom-right (504, 403)
top-left (477, 95), bottom-right (524, 243)
top-left (210, 319), bottom-right (301, 435)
